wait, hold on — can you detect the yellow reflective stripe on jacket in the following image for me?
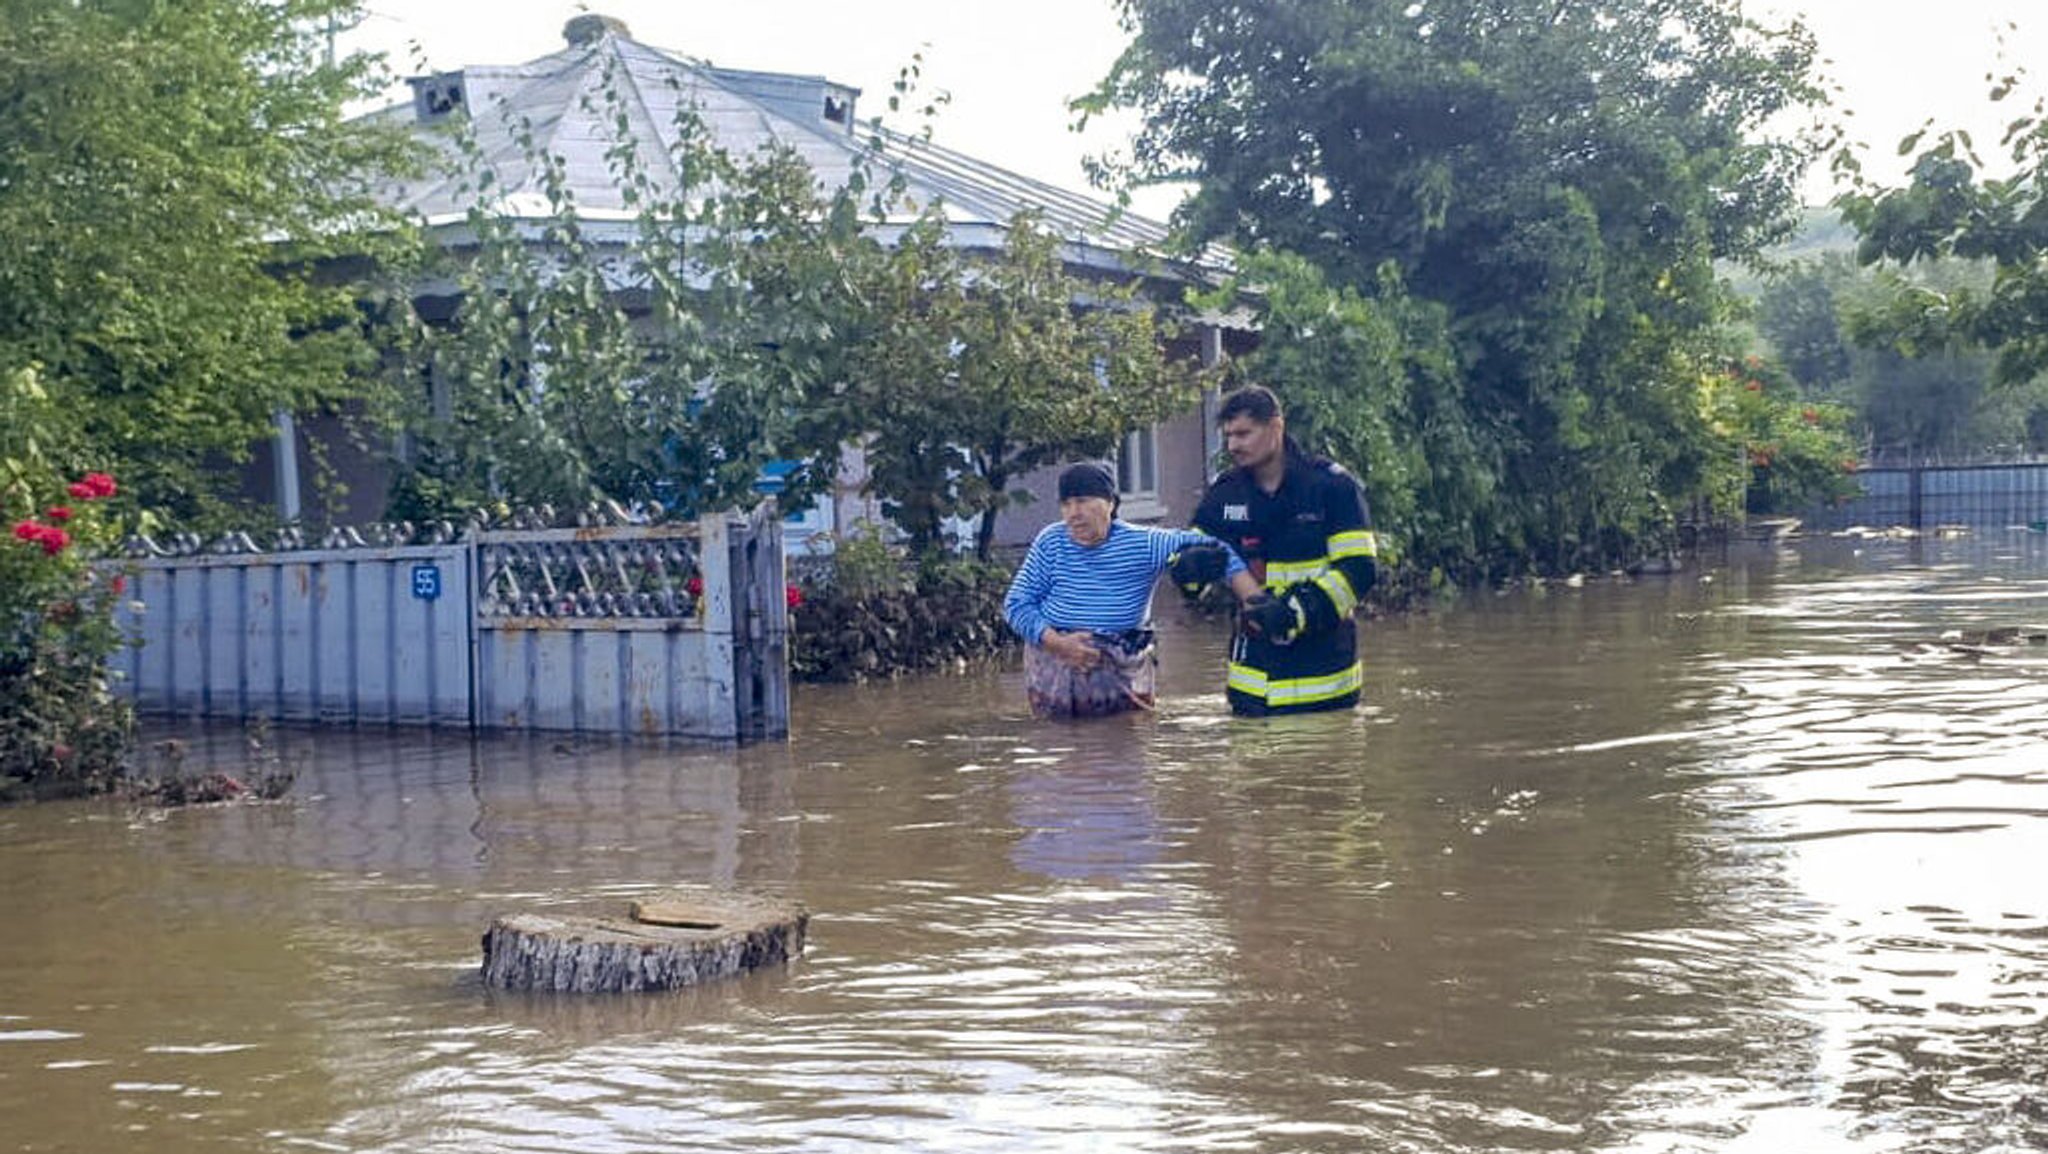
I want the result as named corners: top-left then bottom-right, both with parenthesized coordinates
top-left (1265, 546), bottom-right (1374, 592)
top-left (1313, 569), bottom-right (1358, 616)
top-left (1264, 558), bottom-right (1327, 589)
top-left (1329, 530), bottom-right (1379, 560)
top-left (1226, 661), bottom-right (1363, 705)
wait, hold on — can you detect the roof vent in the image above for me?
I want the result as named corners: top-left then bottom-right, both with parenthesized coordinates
top-left (564, 14), bottom-right (632, 46)
top-left (410, 71), bottom-right (466, 122)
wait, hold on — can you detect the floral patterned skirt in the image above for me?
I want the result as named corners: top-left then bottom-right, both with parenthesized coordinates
top-left (1024, 631), bottom-right (1158, 719)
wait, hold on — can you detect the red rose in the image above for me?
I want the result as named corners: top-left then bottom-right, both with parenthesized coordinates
top-left (686, 575), bottom-right (704, 597)
top-left (66, 473), bottom-right (115, 499)
top-left (110, 574), bottom-right (127, 595)
top-left (11, 520), bottom-right (67, 554)
top-left (785, 583), bottom-right (803, 610)
top-left (45, 506), bottom-right (73, 522)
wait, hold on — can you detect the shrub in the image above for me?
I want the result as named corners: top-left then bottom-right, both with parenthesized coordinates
top-left (790, 529), bottom-right (1015, 682)
top-left (1, 417), bottom-right (134, 800)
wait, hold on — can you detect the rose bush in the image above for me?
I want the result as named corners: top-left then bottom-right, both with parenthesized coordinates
top-left (3, 368), bottom-right (134, 799)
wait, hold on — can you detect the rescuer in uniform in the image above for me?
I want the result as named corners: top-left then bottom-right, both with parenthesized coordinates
top-left (1168, 385), bottom-right (1380, 716)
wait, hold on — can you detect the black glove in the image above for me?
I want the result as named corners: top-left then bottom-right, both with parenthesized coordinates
top-left (1167, 541), bottom-right (1229, 595)
top-left (1239, 592), bottom-right (1306, 644)
top-left (1241, 581), bottom-right (1340, 644)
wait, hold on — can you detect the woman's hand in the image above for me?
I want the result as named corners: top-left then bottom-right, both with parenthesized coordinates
top-left (1040, 628), bottom-right (1103, 671)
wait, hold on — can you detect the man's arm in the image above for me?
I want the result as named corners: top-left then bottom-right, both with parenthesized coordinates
top-left (1313, 469), bottom-right (1378, 618)
top-left (1242, 467), bottom-right (1377, 644)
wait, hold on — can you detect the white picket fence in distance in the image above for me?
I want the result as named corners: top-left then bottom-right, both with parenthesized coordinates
top-left (111, 506), bottom-right (789, 742)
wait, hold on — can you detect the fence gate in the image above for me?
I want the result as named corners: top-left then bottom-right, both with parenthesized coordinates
top-left (113, 507), bottom-right (787, 741)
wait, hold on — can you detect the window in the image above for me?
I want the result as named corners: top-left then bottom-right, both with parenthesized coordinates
top-left (1116, 425), bottom-right (1163, 520)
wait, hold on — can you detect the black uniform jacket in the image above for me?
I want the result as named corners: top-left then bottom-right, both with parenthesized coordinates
top-left (1192, 446), bottom-right (1379, 713)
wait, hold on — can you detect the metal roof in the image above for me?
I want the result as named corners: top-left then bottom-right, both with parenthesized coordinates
top-left (367, 24), bottom-right (1221, 278)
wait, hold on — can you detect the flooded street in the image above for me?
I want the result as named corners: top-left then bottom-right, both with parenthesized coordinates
top-left (4, 537), bottom-right (2048, 1152)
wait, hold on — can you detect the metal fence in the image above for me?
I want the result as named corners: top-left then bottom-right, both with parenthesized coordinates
top-left (112, 506), bottom-right (788, 741)
top-left (1802, 463), bottom-right (2048, 532)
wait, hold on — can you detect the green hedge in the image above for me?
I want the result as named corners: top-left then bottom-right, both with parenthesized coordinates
top-left (789, 537), bottom-right (1016, 682)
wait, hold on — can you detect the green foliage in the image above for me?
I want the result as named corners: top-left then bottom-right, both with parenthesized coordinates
top-left (1755, 255), bottom-right (1858, 396)
top-left (1708, 358), bottom-right (1860, 514)
top-left (1835, 66), bottom-right (2048, 399)
top-left (2, 367), bottom-right (134, 797)
top-left (815, 522), bottom-right (912, 599)
top-left (789, 547), bottom-right (1013, 683)
top-left (1089, 0), bottom-right (1828, 574)
top-left (1753, 253), bottom-right (2048, 459)
top-left (0, 0), bottom-right (422, 526)
top-left (840, 211), bottom-right (1200, 558)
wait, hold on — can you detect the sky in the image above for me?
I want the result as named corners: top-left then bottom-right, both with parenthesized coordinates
top-left (341, 0), bottom-right (2048, 222)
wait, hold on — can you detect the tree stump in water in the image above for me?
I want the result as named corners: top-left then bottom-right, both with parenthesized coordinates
top-left (480, 889), bottom-right (808, 993)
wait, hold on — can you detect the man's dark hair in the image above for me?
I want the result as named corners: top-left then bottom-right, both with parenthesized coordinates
top-left (1217, 385), bottom-right (1282, 425)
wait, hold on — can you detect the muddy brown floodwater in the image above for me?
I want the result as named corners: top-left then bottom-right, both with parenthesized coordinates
top-left (4, 538), bottom-right (2048, 1152)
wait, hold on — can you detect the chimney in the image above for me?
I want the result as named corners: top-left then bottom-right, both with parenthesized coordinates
top-left (564, 14), bottom-right (632, 46)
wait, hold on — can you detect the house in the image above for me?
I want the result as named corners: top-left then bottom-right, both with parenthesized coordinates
top-left (253, 13), bottom-right (1252, 546)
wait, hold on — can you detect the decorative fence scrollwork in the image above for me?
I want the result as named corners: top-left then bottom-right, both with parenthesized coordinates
top-left (476, 529), bottom-right (701, 620)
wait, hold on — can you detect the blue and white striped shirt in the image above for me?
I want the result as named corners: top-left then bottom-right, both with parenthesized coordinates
top-left (1004, 521), bottom-right (1247, 644)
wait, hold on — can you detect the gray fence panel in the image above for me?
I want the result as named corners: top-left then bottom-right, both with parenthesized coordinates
top-left (1802, 463), bottom-right (2048, 531)
top-left (473, 622), bottom-right (728, 738)
top-left (115, 512), bottom-right (784, 741)
top-left (119, 545), bottom-right (473, 727)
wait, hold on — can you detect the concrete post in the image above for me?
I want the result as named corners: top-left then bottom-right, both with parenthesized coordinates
top-left (272, 409), bottom-right (302, 523)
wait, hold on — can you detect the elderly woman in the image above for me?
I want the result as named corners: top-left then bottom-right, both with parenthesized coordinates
top-left (1004, 461), bottom-right (1260, 719)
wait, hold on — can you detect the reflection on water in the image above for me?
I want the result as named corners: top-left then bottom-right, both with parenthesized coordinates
top-left (4, 537), bottom-right (2048, 1151)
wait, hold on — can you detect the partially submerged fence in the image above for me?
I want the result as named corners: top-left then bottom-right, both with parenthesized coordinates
top-left (111, 506), bottom-right (788, 741)
top-left (1803, 462), bottom-right (2048, 532)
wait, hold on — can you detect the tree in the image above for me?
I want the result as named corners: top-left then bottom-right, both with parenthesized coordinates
top-left (1085, 0), bottom-right (1828, 572)
top-left (1751, 248), bottom-right (2047, 460)
top-left (0, 0), bottom-right (419, 525)
top-left (1837, 102), bottom-right (2048, 388)
top-left (843, 210), bottom-right (1199, 559)
top-left (1833, 77), bottom-right (2048, 454)
top-left (1756, 256), bottom-right (1856, 397)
